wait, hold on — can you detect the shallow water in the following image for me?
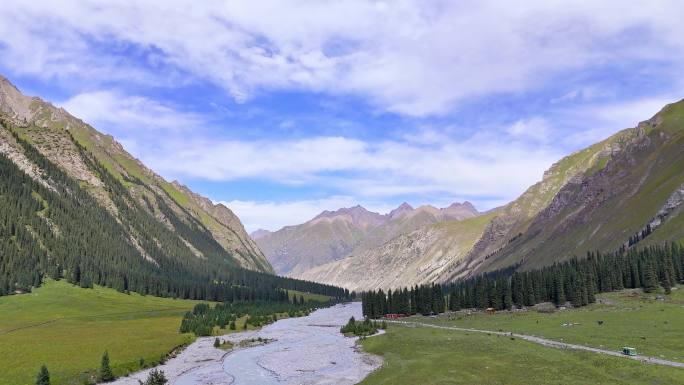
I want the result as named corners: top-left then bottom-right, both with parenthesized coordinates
top-left (110, 302), bottom-right (381, 385)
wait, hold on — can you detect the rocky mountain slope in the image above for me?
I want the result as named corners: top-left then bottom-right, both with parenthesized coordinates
top-left (256, 202), bottom-right (478, 275)
top-left (297, 212), bottom-right (496, 291)
top-left (0, 75), bottom-right (273, 274)
top-left (298, 100), bottom-right (684, 291)
top-left (456, 99), bottom-right (684, 277)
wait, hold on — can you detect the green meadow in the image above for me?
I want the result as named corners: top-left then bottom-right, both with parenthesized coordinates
top-left (425, 287), bottom-right (684, 362)
top-left (361, 287), bottom-right (684, 385)
top-left (0, 280), bottom-right (202, 385)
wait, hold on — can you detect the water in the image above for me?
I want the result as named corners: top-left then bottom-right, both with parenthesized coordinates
top-left (112, 302), bottom-right (381, 385)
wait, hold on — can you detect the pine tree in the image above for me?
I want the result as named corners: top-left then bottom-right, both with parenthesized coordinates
top-left (98, 351), bottom-right (115, 382)
top-left (643, 262), bottom-right (659, 293)
top-left (36, 365), bottom-right (50, 385)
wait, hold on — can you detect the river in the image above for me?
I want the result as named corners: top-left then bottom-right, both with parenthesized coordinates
top-left (108, 302), bottom-right (382, 385)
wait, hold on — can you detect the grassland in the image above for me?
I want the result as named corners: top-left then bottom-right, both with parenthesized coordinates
top-left (0, 280), bottom-right (203, 385)
top-left (360, 288), bottom-right (684, 384)
top-left (287, 289), bottom-right (333, 303)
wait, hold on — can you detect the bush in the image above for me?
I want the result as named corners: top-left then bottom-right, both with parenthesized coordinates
top-left (138, 369), bottom-right (167, 385)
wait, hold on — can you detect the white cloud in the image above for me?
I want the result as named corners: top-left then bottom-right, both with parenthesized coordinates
top-left (60, 91), bottom-right (204, 132)
top-left (221, 197), bottom-right (396, 232)
top-left (2, 1), bottom-right (684, 116)
top-left (562, 95), bottom-right (679, 146)
top-left (137, 130), bottom-right (561, 208)
top-left (506, 118), bottom-right (553, 143)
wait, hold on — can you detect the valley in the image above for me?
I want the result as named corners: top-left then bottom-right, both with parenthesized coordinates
top-left (2, 4), bottom-right (684, 384)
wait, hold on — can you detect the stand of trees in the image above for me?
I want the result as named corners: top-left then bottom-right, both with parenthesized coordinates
top-left (0, 121), bottom-right (348, 302)
top-left (340, 316), bottom-right (386, 336)
top-left (362, 284), bottom-right (445, 319)
top-left (363, 243), bottom-right (684, 317)
top-left (179, 298), bottom-right (332, 336)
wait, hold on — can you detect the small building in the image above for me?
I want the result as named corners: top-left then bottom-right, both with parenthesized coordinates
top-left (622, 347), bottom-right (637, 356)
top-left (385, 313), bottom-right (408, 319)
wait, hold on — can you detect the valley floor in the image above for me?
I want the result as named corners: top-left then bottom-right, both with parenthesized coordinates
top-left (359, 287), bottom-right (684, 384)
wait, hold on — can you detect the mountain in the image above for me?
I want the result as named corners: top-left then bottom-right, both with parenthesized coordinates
top-left (256, 202), bottom-right (479, 275)
top-left (0, 75), bottom-right (281, 297)
top-left (299, 99), bottom-right (684, 291)
top-left (297, 212), bottom-right (497, 291)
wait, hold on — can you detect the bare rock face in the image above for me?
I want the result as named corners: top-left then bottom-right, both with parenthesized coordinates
top-left (257, 202), bottom-right (479, 276)
top-left (0, 75), bottom-right (273, 274)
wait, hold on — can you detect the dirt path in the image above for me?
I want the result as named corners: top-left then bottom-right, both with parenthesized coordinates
top-left (386, 320), bottom-right (684, 369)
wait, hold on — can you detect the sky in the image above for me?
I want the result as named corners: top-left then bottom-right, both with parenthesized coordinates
top-left (1, 0), bottom-right (683, 232)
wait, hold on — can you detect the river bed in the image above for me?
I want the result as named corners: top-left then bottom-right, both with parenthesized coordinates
top-left (108, 302), bottom-right (382, 385)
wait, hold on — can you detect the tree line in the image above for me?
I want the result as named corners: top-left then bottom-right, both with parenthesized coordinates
top-left (179, 296), bottom-right (330, 336)
top-left (0, 121), bottom-right (348, 302)
top-left (363, 242), bottom-right (684, 317)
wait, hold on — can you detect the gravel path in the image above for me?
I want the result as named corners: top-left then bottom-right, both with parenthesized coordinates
top-left (386, 320), bottom-right (684, 368)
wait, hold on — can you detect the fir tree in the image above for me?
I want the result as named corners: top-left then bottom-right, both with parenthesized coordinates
top-left (98, 351), bottom-right (115, 382)
top-left (643, 262), bottom-right (659, 293)
top-left (35, 365), bottom-right (50, 385)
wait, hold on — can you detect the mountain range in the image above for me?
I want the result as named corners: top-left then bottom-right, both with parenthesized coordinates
top-left (253, 202), bottom-right (478, 276)
top-left (292, 100), bottom-right (684, 291)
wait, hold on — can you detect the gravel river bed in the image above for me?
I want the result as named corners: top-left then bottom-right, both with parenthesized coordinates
top-left (107, 302), bottom-right (382, 385)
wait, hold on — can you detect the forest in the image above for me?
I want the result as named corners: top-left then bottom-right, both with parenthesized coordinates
top-left (0, 122), bottom-right (348, 302)
top-left (362, 243), bottom-right (684, 318)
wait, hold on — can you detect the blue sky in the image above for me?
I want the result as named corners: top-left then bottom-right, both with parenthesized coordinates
top-left (1, 1), bottom-right (683, 231)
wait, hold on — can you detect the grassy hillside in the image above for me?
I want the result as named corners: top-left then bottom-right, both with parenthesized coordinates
top-left (0, 280), bottom-right (202, 385)
top-left (361, 288), bottom-right (684, 384)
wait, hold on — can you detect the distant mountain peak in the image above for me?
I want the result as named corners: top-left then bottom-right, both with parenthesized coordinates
top-left (388, 202), bottom-right (414, 219)
top-left (250, 229), bottom-right (272, 240)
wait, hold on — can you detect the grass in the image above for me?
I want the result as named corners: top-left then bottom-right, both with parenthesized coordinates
top-left (360, 323), bottom-right (684, 385)
top-left (360, 288), bottom-right (684, 384)
top-left (425, 288), bottom-right (684, 362)
top-left (287, 289), bottom-right (333, 303)
top-left (0, 280), bottom-right (203, 385)
top-left (160, 181), bottom-right (190, 207)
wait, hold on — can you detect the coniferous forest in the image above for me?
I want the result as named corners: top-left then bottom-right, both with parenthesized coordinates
top-left (362, 243), bottom-right (684, 318)
top-left (0, 122), bottom-right (348, 301)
